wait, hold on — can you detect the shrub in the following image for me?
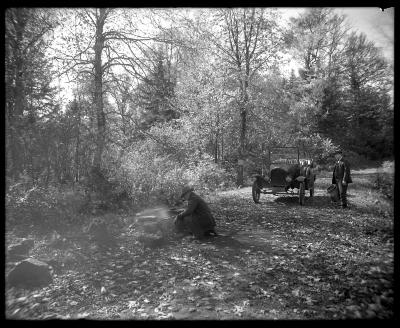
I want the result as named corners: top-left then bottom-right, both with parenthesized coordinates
top-left (192, 160), bottom-right (235, 191)
top-left (297, 134), bottom-right (338, 164)
top-left (6, 182), bottom-right (87, 231)
top-left (381, 160), bottom-right (394, 173)
top-left (374, 161), bottom-right (394, 200)
top-left (107, 139), bottom-right (235, 209)
top-left (343, 150), bottom-right (377, 169)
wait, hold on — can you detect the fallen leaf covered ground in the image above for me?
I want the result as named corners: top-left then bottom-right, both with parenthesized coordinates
top-left (5, 169), bottom-right (394, 319)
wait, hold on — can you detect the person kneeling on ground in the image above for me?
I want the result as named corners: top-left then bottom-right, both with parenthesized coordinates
top-left (174, 186), bottom-right (218, 239)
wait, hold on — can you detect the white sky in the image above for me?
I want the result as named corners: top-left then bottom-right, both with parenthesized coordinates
top-left (335, 7), bottom-right (394, 61)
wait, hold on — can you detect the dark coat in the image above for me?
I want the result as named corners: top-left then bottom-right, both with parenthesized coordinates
top-left (332, 157), bottom-right (352, 184)
top-left (177, 192), bottom-right (215, 232)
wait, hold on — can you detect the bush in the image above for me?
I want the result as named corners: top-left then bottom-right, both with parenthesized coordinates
top-left (192, 160), bottom-right (235, 191)
top-left (6, 182), bottom-right (87, 231)
top-left (343, 150), bottom-right (377, 169)
top-left (297, 133), bottom-right (338, 164)
top-left (374, 161), bottom-right (394, 200)
top-left (374, 173), bottom-right (394, 200)
top-left (381, 160), bottom-right (394, 173)
top-left (107, 139), bottom-right (235, 209)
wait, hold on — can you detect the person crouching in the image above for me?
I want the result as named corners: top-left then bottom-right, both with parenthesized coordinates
top-left (174, 186), bottom-right (218, 239)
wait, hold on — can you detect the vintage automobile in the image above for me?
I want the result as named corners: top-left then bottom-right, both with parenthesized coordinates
top-left (251, 147), bottom-right (316, 205)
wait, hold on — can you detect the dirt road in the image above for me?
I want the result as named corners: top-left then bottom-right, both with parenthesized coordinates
top-left (6, 170), bottom-right (394, 319)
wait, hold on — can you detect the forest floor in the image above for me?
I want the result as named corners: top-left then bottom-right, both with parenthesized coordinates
top-left (5, 168), bottom-right (394, 320)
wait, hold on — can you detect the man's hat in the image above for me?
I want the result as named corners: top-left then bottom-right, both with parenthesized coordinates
top-left (180, 186), bottom-right (194, 198)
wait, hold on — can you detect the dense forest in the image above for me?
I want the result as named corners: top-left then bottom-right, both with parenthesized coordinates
top-left (6, 7), bottom-right (393, 213)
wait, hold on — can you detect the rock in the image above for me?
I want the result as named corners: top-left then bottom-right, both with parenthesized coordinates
top-left (8, 238), bottom-right (35, 259)
top-left (7, 258), bottom-right (53, 288)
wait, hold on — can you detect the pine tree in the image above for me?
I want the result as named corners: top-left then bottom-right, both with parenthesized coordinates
top-left (137, 48), bottom-right (178, 129)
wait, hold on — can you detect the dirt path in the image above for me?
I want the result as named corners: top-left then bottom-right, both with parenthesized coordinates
top-left (6, 171), bottom-right (394, 319)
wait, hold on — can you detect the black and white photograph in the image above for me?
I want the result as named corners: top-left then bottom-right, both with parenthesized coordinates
top-left (5, 7), bottom-right (394, 320)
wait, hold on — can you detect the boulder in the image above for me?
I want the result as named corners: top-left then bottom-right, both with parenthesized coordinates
top-left (8, 238), bottom-right (35, 259)
top-left (7, 258), bottom-right (53, 288)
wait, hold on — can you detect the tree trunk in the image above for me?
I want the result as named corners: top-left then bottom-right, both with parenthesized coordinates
top-left (90, 9), bottom-right (107, 194)
top-left (74, 99), bottom-right (82, 183)
top-left (9, 11), bottom-right (27, 179)
top-left (236, 109), bottom-right (246, 186)
top-left (214, 132), bottom-right (219, 163)
top-left (93, 9), bottom-right (106, 172)
top-left (236, 86), bottom-right (248, 187)
top-left (221, 132), bottom-right (224, 162)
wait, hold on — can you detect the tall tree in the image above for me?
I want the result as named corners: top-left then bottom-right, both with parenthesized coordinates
top-left (340, 31), bottom-right (392, 157)
top-left (5, 8), bottom-right (58, 179)
top-left (202, 8), bottom-right (284, 186)
top-left (290, 8), bottom-right (348, 80)
top-left (92, 9), bottom-right (107, 174)
top-left (52, 9), bottom-right (189, 188)
top-left (137, 46), bottom-right (178, 129)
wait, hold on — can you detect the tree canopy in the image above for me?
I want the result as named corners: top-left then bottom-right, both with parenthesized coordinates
top-left (5, 8), bottom-right (394, 193)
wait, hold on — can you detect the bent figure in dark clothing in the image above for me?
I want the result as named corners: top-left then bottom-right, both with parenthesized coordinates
top-left (174, 186), bottom-right (217, 239)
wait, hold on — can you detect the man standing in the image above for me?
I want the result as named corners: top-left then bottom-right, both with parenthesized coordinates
top-left (332, 149), bottom-right (352, 208)
top-left (174, 186), bottom-right (217, 239)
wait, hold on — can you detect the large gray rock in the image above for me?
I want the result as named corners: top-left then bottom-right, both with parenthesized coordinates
top-left (8, 238), bottom-right (35, 259)
top-left (7, 258), bottom-right (53, 288)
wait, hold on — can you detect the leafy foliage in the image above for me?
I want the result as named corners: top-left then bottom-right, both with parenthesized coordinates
top-left (373, 161), bottom-right (394, 200)
top-left (5, 8), bottom-right (393, 230)
top-left (137, 47), bottom-right (179, 130)
top-left (6, 182), bottom-right (87, 231)
top-left (106, 135), bottom-right (234, 208)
